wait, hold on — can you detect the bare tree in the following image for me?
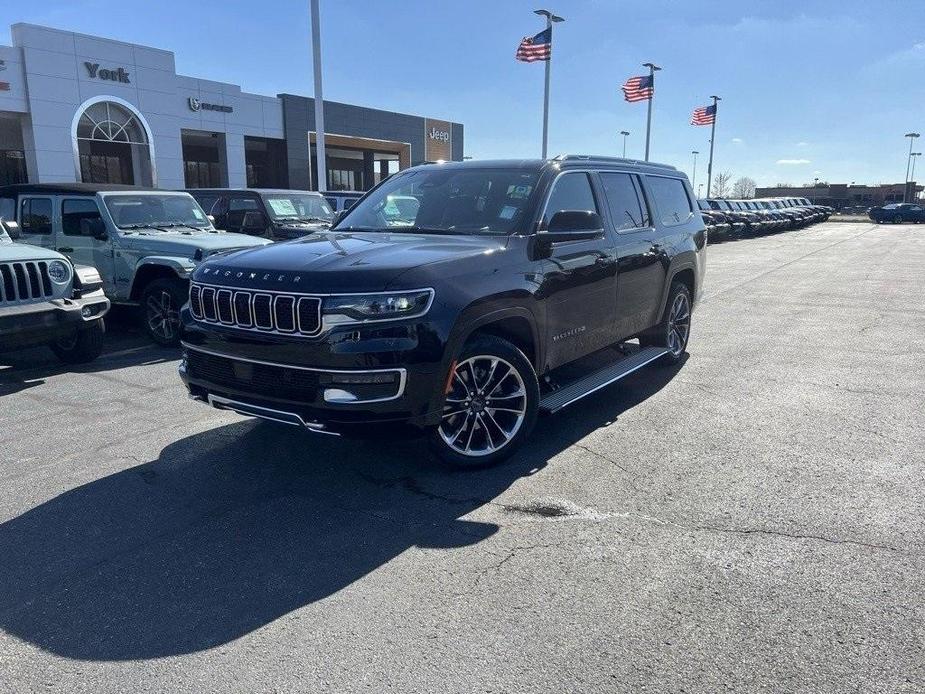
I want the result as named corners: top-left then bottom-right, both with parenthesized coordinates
top-left (731, 176), bottom-right (757, 199)
top-left (712, 171), bottom-right (733, 198)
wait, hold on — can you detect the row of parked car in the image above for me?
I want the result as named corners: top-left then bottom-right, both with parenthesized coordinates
top-left (697, 197), bottom-right (833, 241)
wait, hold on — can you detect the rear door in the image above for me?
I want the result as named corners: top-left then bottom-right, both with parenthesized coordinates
top-left (17, 196), bottom-right (55, 249)
top-left (58, 196), bottom-right (115, 292)
top-left (598, 171), bottom-right (667, 338)
top-left (538, 171), bottom-right (618, 366)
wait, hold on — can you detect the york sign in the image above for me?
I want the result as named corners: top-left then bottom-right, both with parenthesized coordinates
top-left (429, 127), bottom-right (450, 143)
top-left (84, 62), bottom-right (130, 83)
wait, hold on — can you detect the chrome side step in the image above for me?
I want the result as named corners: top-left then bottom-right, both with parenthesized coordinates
top-left (539, 346), bottom-right (669, 414)
top-left (199, 393), bottom-right (340, 436)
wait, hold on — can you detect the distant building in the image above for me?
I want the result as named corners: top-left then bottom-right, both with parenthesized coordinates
top-left (754, 182), bottom-right (923, 210)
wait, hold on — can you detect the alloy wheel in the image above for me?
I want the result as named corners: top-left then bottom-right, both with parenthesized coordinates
top-left (146, 290), bottom-right (179, 342)
top-left (666, 293), bottom-right (691, 357)
top-left (438, 355), bottom-right (527, 457)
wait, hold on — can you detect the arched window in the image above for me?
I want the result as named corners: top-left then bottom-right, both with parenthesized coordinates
top-left (71, 97), bottom-right (156, 186)
top-left (76, 101), bottom-right (149, 145)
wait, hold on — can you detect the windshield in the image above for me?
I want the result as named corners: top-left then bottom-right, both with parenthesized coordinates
top-left (104, 194), bottom-right (212, 230)
top-left (262, 193), bottom-right (334, 222)
top-left (335, 167), bottom-right (541, 235)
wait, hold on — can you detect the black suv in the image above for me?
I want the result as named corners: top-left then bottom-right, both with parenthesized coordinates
top-left (179, 156), bottom-right (706, 467)
top-left (188, 188), bottom-right (335, 241)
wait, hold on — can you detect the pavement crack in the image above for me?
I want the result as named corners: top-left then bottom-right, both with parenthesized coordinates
top-left (691, 524), bottom-right (902, 553)
top-left (571, 443), bottom-right (637, 480)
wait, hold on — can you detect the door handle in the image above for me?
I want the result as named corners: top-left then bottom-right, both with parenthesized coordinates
top-left (57, 247), bottom-right (74, 253)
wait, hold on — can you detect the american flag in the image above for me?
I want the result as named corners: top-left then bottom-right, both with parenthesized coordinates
top-left (516, 27), bottom-right (552, 62)
top-left (690, 104), bottom-right (716, 126)
top-left (622, 74), bottom-right (654, 102)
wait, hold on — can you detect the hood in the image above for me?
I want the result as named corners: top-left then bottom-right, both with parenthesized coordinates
top-left (0, 240), bottom-right (67, 263)
top-left (120, 230), bottom-right (269, 258)
top-left (193, 231), bottom-right (507, 292)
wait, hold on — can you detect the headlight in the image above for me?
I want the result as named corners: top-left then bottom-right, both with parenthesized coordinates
top-left (322, 289), bottom-right (433, 323)
top-left (47, 260), bottom-right (71, 284)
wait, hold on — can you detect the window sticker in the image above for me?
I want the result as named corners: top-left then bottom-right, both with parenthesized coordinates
top-left (267, 198), bottom-right (298, 216)
top-left (499, 205), bottom-right (518, 220)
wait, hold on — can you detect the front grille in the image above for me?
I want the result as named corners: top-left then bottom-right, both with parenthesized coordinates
top-left (0, 261), bottom-right (53, 304)
top-left (185, 349), bottom-right (321, 404)
top-left (190, 283), bottom-right (322, 336)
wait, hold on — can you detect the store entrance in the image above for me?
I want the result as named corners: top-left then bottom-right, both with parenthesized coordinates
top-left (182, 131), bottom-right (224, 188)
top-left (78, 140), bottom-right (135, 184)
top-left (74, 99), bottom-right (154, 186)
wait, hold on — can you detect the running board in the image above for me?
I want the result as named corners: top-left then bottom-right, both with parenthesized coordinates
top-left (539, 346), bottom-right (669, 414)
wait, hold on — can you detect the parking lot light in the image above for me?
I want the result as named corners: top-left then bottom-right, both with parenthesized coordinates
top-left (620, 130), bottom-right (630, 158)
top-left (904, 132), bottom-right (920, 201)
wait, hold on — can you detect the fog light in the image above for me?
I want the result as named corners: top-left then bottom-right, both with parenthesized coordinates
top-left (323, 388), bottom-right (359, 404)
top-left (320, 372), bottom-right (398, 386)
top-left (81, 306), bottom-right (93, 317)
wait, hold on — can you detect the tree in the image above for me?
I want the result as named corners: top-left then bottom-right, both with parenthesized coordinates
top-left (732, 176), bottom-right (757, 199)
top-left (712, 170), bottom-right (733, 198)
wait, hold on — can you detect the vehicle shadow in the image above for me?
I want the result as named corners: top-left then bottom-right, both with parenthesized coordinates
top-left (0, 358), bottom-right (684, 661)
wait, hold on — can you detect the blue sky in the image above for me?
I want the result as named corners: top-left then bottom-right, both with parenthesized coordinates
top-left (3, 0), bottom-right (924, 187)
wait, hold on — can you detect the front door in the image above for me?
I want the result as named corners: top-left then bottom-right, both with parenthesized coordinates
top-left (538, 172), bottom-right (618, 368)
top-left (57, 197), bottom-right (115, 294)
top-left (597, 171), bottom-right (667, 339)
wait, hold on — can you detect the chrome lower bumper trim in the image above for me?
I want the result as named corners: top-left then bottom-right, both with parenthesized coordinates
top-left (190, 392), bottom-right (340, 436)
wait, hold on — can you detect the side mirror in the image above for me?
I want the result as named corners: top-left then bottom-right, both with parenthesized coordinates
top-left (241, 210), bottom-right (268, 230)
top-left (80, 217), bottom-right (108, 241)
top-left (1, 218), bottom-right (21, 239)
top-left (533, 210), bottom-right (604, 258)
top-left (207, 214), bottom-right (216, 226)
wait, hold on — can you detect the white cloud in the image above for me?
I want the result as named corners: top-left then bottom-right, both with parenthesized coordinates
top-left (796, 141), bottom-right (809, 147)
top-left (731, 137), bottom-right (744, 145)
top-left (777, 158), bottom-right (811, 165)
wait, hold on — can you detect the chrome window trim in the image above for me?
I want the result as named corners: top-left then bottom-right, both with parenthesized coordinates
top-left (182, 342), bottom-right (407, 403)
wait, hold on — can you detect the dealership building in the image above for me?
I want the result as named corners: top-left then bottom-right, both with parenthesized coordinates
top-left (0, 23), bottom-right (463, 191)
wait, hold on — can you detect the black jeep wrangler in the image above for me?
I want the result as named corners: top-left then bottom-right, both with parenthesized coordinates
top-left (179, 156), bottom-right (706, 467)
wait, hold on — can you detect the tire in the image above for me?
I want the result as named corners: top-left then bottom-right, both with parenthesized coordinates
top-left (640, 281), bottom-right (692, 366)
top-left (51, 320), bottom-right (105, 364)
top-left (894, 215), bottom-right (903, 224)
top-left (427, 335), bottom-right (539, 469)
top-left (141, 277), bottom-right (187, 346)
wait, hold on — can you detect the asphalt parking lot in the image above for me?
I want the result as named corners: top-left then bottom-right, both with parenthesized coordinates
top-left (1, 221), bottom-right (923, 693)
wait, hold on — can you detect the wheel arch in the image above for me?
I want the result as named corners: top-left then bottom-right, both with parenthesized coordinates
top-left (129, 258), bottom-right (190, 301)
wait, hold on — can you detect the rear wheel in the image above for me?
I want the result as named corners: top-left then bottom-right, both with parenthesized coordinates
top-left (428, 335), bottom-right (539, 469)
top-left (894, 215), bottom-right (904, 224)
top-left (141, 277), bottom-right (187, 346)
top-left (51, 321), bottom-right (104, 364)
top-left (640, 281), bottom-right (692, 365)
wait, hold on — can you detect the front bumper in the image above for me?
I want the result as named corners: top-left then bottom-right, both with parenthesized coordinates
top-left (0, 291), bottom-right (110, 350)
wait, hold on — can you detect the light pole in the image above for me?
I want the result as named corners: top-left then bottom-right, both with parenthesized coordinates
top-left (697, 183), bottom-right (703, 198)
top-left (534, 9), bottom-right (564, 159)
top-left (691, 150), bottom-right (699, 191)
top-left (911, 152), bottom-right (922, 197)
top-left (904, 132), bottom-right (920, 202)
top-left (620, 130), bottom-right (630, 158)
top-left (310, 0), bottom-right (327, 191)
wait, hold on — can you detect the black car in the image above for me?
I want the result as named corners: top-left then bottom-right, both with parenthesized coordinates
top-left (179, 156), bottom-right (706, 467)
top-left (188, 188), bottom-right (336, 240)
top-left (868, 203), bottom-right (925, 224)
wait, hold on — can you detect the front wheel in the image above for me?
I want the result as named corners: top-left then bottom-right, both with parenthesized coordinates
top-left (894, 215), bottom-right (904, 224)
top-left (51, 321), bottom-right (105, 364)
top-left (141, 277), bottom-right (187, 346)
top-left (428, 335), bottom-right (539, 469)
top-left (640, 281), bottom-right (692, 366)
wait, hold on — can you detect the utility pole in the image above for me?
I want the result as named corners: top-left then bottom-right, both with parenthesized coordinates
top-left (620, 130), bottom-right (630, 158)
top-left (705, 95), bottom-right (721, 197)
top-left (311, 0), bottom-right (327, 192)
top-left (534, 9), bottom-right (564, 159)
top-left (642, 62), bottom-right (661, 161)
top-left (904, 132), bottom-right (920, 202)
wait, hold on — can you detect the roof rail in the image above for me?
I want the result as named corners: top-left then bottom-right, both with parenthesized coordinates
top-left (551, 154), bottom-right (677, 171)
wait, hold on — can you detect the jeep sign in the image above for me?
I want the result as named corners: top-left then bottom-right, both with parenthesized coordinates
top-left (84, 62), bottom-right (130, 83)
top-left (429, 127), bottom-right (450, 143)
top-left (424, 118), bottom-right (453, 161)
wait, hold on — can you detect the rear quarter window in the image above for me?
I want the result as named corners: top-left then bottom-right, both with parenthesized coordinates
top-left (647, 176), bottom-right (693, 227)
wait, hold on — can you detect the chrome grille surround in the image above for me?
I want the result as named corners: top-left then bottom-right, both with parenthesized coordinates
top-left (189, 282), bottom-right (323, 337)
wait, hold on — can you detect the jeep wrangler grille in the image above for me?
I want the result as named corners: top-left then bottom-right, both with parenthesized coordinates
top-left (0, 261), bottom-right (53, 304)
top-left (189, 283), bottom-right (322, 337)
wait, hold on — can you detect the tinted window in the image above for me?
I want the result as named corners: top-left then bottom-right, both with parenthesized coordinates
top-left (543, 173), bottom-right (597, 227)
top-left (21, 198), bottom-right (52, 234)
top-left (194, 195), bottom-right (221, 215)
top-left (0, 196), bottom-right (14, 222)
top-left (62, 198), bottom-right (102, 236)
top-left (599, 172), bottom-right (649, 230)
top-left (648, 178), bottom-right (691, 226)
top-left (229, 197), bottom-right (260, 212)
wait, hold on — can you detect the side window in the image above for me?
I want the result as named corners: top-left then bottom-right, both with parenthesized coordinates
top-left (542, 173), bottom-right (597, 227)
top-left (229, 196), bottom-right (259, 212)
top-left (324, 196), bottom-right (338, 210)
top-left (194, 195), bottom-right (221, 215)
top-left (0, 196), bottom-right (15, 222)
top-left (599, 172), bottom-right (650, 231)
top-left (343, 199), bottom-right (356, 210)
top-left (647, 177), bottom-right (693, 227)
top-left (62, 198), bottom-right (103, 236)
top-left (20, 198), bottom-right (53, 234)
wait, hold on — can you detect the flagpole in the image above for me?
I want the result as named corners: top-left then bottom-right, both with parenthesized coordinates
top-left (534, 10), bottom-right (564, 159)
top-left (705, 95), bottom-right (721, 197)
top-left (642, 62), bottom-right (660, 161)
top-left (310, 0), bottom-right (326, 192)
